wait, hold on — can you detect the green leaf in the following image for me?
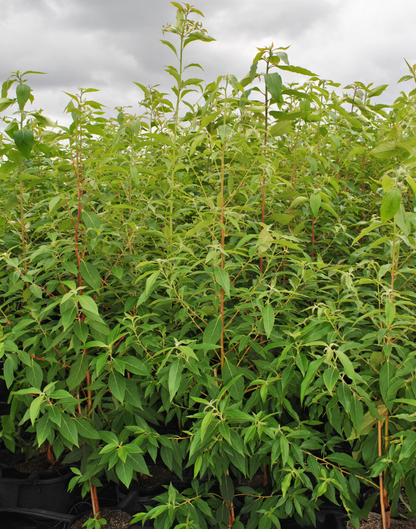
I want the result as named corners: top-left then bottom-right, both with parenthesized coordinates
top-left (218, 125), bottom-right (232, 141)
top-left (335, 348), bottom-right (356, 383)
top-left (220, 474), bottom-right (235, 505)
top-left (380, 188), bottom-right (401, 221)
top-left (116, 458), bottom-right (133, 488)
top-left (368, 84), bottom-right (388, 98)
top-left (36, 414), bottom-right (51, 447)
top-left (323, 367), bottom-right (339, 393)
top-left (222, 359), bottom-right (244, 402)
top-left (29, 395), bottom-right (44, 425)
top-left (29, 284), bottom-right (43, 299)
top-left (184, 31), bottom-right (216, 47)
top-left (124, 379), bottom-right (142, 409)
top-left (160, 39), bottom-right (178, 58)
top-left (369, 142), bottom-right (399, 158)
top-left (351, 221), bottom-right (386, 246)
top-left (67, 355), bottom-right (88, 391)
top-left (320, 202), bottom-right (338, 218)
top-left (145, 270), bottom-right (160, 295)
top-left (385, 300), bottom-right (395, 327)
top-left (406, 176), bottom-right (416, 197)
top-left (399, 432), bottom-right (416, 461)
top-left (59, 415), bottom-right (79, 446)
top-left (200, 409), bottom-right (214, 442)
top-left (307, 157), bottom-right (318, 176)
top-left (203, 315), bottom-right (223, 346)
top-left (48, 405), bottom-right (62, 427)
top-left (249, 61), bottom-right (258, 82)
top-left (300, 358), bottom-right (323, 404)
top-left (16, 83), bottom-right (31, 109)
top-left (48, 196), bottom-right (62, 214)
top-left (168, 359), bottom-right (183, 401)
top-left (13, 129), bottom-right (35, 158)
top-left (100, 431), bottom-right (119, 444)
top-left (75, 418), bottom-right (100, 440)
top-left (326, 453), bottom-right (363, 469)
top-left (62, 303), bottom-right (77, 330)
top-left (337, 383), bottom-right (351, 413)
top-left (126, 451), bottom-right (149, 474)
top-left (269, 213), bottom-right (293, 225)
top-left (350, 394), bottom-right (364, 434)
top-left (74, 321), bottom-right (89, 343)
top-left (78, 295), bottom-right (99, 315)
top-left (109, 370), bottom-right (126, 403)
top-left (144, 133), bottom-right (174, 148)
top-left (265, 72), bottom-right (282, 101)
top-left (0, 97), bottom-right (15, 112)
top-left (80, 261), bottom-right (101, 292)
top-left (262, 304), bottom-right (275, 339)
top-left (122, 356), bottom-right (150, 376)
top-left (310, 193), bottom-right (321, 217)
top-left (26, 360), bottom-right (43, 389)
top-left (270, 121), bottom-right (292, 136)
top-left (379, 360), bottom-right (394, 409)
top-left (215, 266), bottom-right (230, 297)
top-left (82, 211), bottom-right (102, 230)
top-left (277, 64), bottom-right (318, 76)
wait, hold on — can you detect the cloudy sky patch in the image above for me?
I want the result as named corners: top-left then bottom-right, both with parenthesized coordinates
top-left (1, 0), bottom-right (415, 125)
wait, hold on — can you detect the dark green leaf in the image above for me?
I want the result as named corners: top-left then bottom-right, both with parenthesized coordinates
top-left (326, 453), bottom-right (363, 469)
top-left (215, 266), bottom-right (230, 297)
top-left (67, 355), bottom-right (88, 391)
top-left (78, 295), bottom-right (99, 315)
top-left (16, 83), bottom-right (31, 109)
top-left (380, 188), bottom-right (401, 221)
top-left (80, 261), bottom-right (101, 292)
top-left (262, 304), bottom-right (274, 339)
top-left (265, 72), bottom-right (282, 101)
top-left (74, 321), bottom-right (89, 343)
top-left (109, 371), bottom-right (126, 403)
top-left (220, 474), bottom-right (235, 504)
top-left (13, 129), bottom-right (35, 158)
top-left (60, 414), bottom-right (79, 446)
top-left (26, 360), bottom-right (43, 389)
top-left (168, 359), bottom-right (183, 401)
top-left (75, 418), bottom-right (100, 440)
top-left (203, 315), bottom-right (223, 346)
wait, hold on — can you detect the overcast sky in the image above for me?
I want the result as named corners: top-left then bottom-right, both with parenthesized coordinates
top-left (1, 0), bottom-right (415, 125)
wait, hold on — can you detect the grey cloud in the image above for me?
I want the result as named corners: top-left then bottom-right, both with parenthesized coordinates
top-left (0, 0), bottom-right (415, 126)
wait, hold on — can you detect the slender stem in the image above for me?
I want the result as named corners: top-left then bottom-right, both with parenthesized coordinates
top-left (170, 33), bottom-right (184, 241)
top-left (378, 411), bottom-right (390, 529)
top-left (90, 482), bottom-right (100, 519)
top-left (19, 179), bottom-right (28, 277)
top-left (220, 146), bottom-right (225, 370)
top-left (260, 57), bottom-right (270, 275)
top-left (46, 440), bottom-right (54, 464)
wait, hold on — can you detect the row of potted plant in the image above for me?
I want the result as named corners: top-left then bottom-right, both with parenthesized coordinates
top-left (1, 3), bottom-right (416, 529)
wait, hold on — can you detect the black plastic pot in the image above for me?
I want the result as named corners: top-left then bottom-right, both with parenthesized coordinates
top-left (0, 468), bottom-right (74, 511)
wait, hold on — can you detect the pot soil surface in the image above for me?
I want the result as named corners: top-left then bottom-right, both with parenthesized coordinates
top-left (70, 509), bottom-right (132, 529)
top-left (239, 473), bottom-right (268, 489)
top-left (14, 452), bottom-right (66, 474)
top-left (347, 512), bottom-right (416, 528)
top-left (127, 464), bottom-right (172, 491)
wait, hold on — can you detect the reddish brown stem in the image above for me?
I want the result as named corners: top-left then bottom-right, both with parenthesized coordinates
top-left (90, 483), bottom-right (100, 519)
top-left (46, 440), bottom-right (54, 464)
top-left (311, 216), bottom-right (315, 259)
top-left (378, 415), bottom-right (390, 529)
